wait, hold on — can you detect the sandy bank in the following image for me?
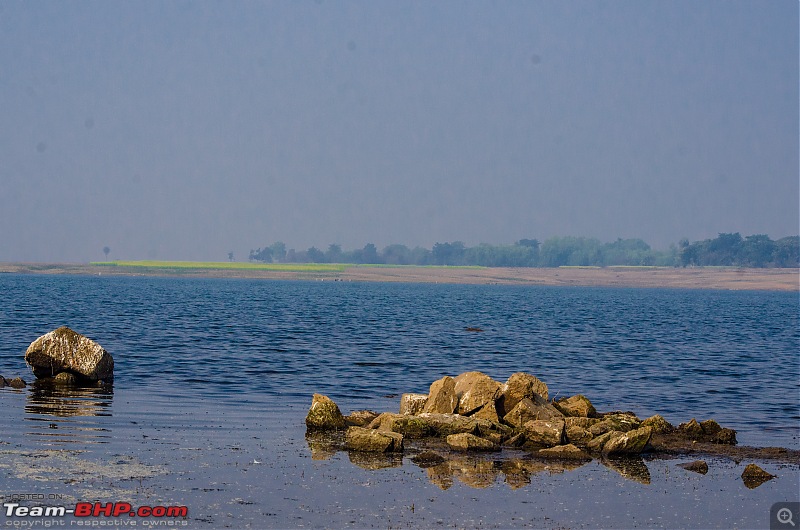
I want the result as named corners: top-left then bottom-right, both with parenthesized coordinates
top-left (0, 262), bottom-right (797, 291)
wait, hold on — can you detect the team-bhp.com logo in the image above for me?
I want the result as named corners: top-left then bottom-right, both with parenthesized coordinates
top-left (4, 501), bottom-right (188, 526)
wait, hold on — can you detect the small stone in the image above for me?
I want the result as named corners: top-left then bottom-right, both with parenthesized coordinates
top-left (53, 372), bottom-right (78, 385)
top-left (375, 414), bottom-right (431, 439)
top-left (305, 394), bottom-right (346, 431)
top-left (8, 377), bottom-right (26, 389)
top-left (399, 393), bottom-right (428, 415)
top-left (678, 460), bottom-right (709, 474)
top-left (741, 463), bottom-right (775, 489)
top-left (446, 433), bottom-right (499, 452)
top-left (345, 410), bottom-right (379, 427)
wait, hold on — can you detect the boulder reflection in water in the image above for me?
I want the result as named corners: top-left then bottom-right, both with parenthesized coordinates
top-left (24, 380), bottom-right (113, 444)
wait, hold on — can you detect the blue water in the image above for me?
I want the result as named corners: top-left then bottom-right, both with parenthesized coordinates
top-left (1, 274), bottom-right (798, 448)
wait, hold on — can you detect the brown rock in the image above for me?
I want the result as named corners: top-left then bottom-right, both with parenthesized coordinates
top-left (305, 394), bottom-right (346, 431)
top-left (345, 426), bottom-right (403, 453)
top-left (345, 410), bottom-right (379, 427)
top-left (590, 414), bottom-right (641, 435)
top-left (700, 419), bottom-right (722, 435)
top-left (8, 377), bottom-right (26, 389)
top-left (453, 371), bottom-right (501, 415)
top-left (678, 418), bottom-right (704, 439)
top-left (586, 430), bottom-right (623, 452)
top-left (602, 426), bottom-right (652, 455)
top-left (472, 399), bottom-right (500, 423)
top-left (565, 417), bottom-right (600, 429)
top-left (538, 443), bottom-right (592, 461)
top-left (422, 376), bottom-right (458, 414)
top-left (373, 413), bottom-right (431, 439)
top-left (53, 372), bottom-right (79, 385)
top-left (497, 372), bottom-right (549, 415)
top-left (411, 451), bottom-right (446, 468)
top-left (711, 428), bottom-right (737, 445)
top-left (554, 395), bottom-right (597, 418)
top-left (446, 433), bottom-right (500, 452)
top-left (399, 393), bottom-right (428, 415)
top-left (641, 414), bottom-right (673, 434)
top-left (25, 326), bottom-right (114, 382)
top-left (565, 425), bottom-right (594, 445)
top-left (503, 395), bottom-right (562, 428)
top-left (678, 460), bottom-right (709, 474)
top-left (522, 419), bottom-right (565, 448)
top-left (741, 463), bottom-right (775, 489)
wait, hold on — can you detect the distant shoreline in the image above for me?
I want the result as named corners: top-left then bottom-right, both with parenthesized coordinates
top-left (1, 262), bottom-right (797, 291)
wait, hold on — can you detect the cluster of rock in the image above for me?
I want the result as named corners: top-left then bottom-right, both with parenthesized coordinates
top-left (305, 371), bottom-right (738, 462)
top-left (23, 326), bottom-right (114, 385)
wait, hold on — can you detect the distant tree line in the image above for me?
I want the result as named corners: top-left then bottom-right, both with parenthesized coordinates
top-left (248, 233), bottom-right (799, 268)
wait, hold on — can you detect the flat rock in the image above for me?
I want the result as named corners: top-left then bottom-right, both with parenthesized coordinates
top-left (345, 426), bottom-right (403, 453)
top-left (305, 394), bottom-right (346, 431)
top-left (399, 393), bottom-right (428, 415)
top-left (446, 433), bottom-right (499, 452)
top-left (453, 371), bottom-right (501, 415)
top-left (422, 376), bottom-right (458, 414)
top-left (586, 430), bottom-right (623, 452)
top-left (345, 410), bottom-right (379, 427)
top-left (418, 413), bottom-right (487, 437)
top-left (538, 443), bottom-right (592, 460)
top-left (25, 327), bottom-right (114, 382)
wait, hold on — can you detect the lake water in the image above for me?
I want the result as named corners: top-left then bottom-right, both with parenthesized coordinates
top-left (0, 274), bottom-right (798, 528)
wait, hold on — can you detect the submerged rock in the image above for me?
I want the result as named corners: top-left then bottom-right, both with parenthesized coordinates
top-left (678, 460), bottom-right (709, 474)
top-left (305, 394), bottom-right (346, 431)
top-left (422, 376), bottom-right (458, 414)
top-left (25, 327), bottom-right (113, 383)
top-left (53, 372), bottom-right (79, 385)
top-left (741, 463), bottom-right (775, 489)
top-left (8, 377), bottom-right (26, 389)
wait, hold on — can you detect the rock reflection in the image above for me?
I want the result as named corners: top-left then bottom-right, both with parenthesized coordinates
top-left (24, 380), bottom-right (113, 444)
top-left (601, 456), bottom-right (651, 484)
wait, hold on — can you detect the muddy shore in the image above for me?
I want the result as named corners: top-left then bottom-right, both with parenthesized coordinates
top-left (1, 262), bottom-right (797, 290)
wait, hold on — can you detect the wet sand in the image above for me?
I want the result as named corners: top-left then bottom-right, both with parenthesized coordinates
top-left (1, 262), bottom-right (798, 290)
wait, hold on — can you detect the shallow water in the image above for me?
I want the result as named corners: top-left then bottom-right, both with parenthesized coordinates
top-left (0, 274), bottom-right (798, 528)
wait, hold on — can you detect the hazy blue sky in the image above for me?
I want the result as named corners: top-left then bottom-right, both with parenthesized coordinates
top-left (2, 1), bottom-right (797, 262)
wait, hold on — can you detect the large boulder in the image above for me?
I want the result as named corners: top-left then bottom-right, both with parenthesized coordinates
top-left (422, 376), bottom-right (458, 414)
top-left (305, 394), bottom-right (346, 431)
top-left (25, 327), bottom-right (114, 382)
top-left (497, 372), bottom-right (549, 416)
top-left (446, 433), bottom-right (499, 452)
top-left (503, 395), bottom-right (563, 428)
top-left (345, 427), bottom-right (403, 453)
top-left (453, 371), bottom-right (501, 415)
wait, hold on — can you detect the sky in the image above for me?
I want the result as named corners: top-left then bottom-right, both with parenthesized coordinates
top-left (1, 1), bottom-right (797, 262)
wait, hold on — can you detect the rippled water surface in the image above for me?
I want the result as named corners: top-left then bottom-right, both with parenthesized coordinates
top-left (2, 274), bottom-right (797, 447)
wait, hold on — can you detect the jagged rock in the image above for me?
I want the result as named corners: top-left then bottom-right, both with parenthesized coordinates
top-left (497, 372), bottom-right (549, 415)
top-left (305, 394), bottom-right (346, 431)
top-left (554, 395), bottom-right (597, 418)
top-left (679, 460), bottom-right (709, 474)
top-left (590, 413), bottom-right (641, 435)
top-left (345, 410), bottom-right (379, 427)
top-left (522, 419), bottom-right (565, 448)
top-left (345, 426), bottom-right (403, 453)
top-left (411, 451), bottom-right (446, 468)
top-left (602, 426), bottom-right (652, 455)
top-left (446, 433), bottom-right (499, 452)
top-left (700, 419), bottom-right (722, 435)
top-left (741, 463), bottom-right (775, 489)
top-left (25, 326), bottom-right (114, 382)
top-left (565, 425), bottom-right (594, 445)
top-left (503, 395), bottom-right (563, 427)
top-left (399, 393), bottom-right (428, 415)
top-left (642, 414), bottom-right (673, 434)
top-left (53, 372), bottom-right (78, 385)
top-left (8, 377), bottom-right (26, 389)
top-left (472, 399), bottom-right (500, 423)
top-left (587, 430), bottom-right (623, 452)
top-left (538, 443), bottom-right (592, 460)
top-left (678, 418), bottom-right (704, 439)
top-left (422, 376), bottom-right (458, 414)
top-left (711, 428), bottom-right (737, 445)
top-left (453, 371), bottom-right (501, 415)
